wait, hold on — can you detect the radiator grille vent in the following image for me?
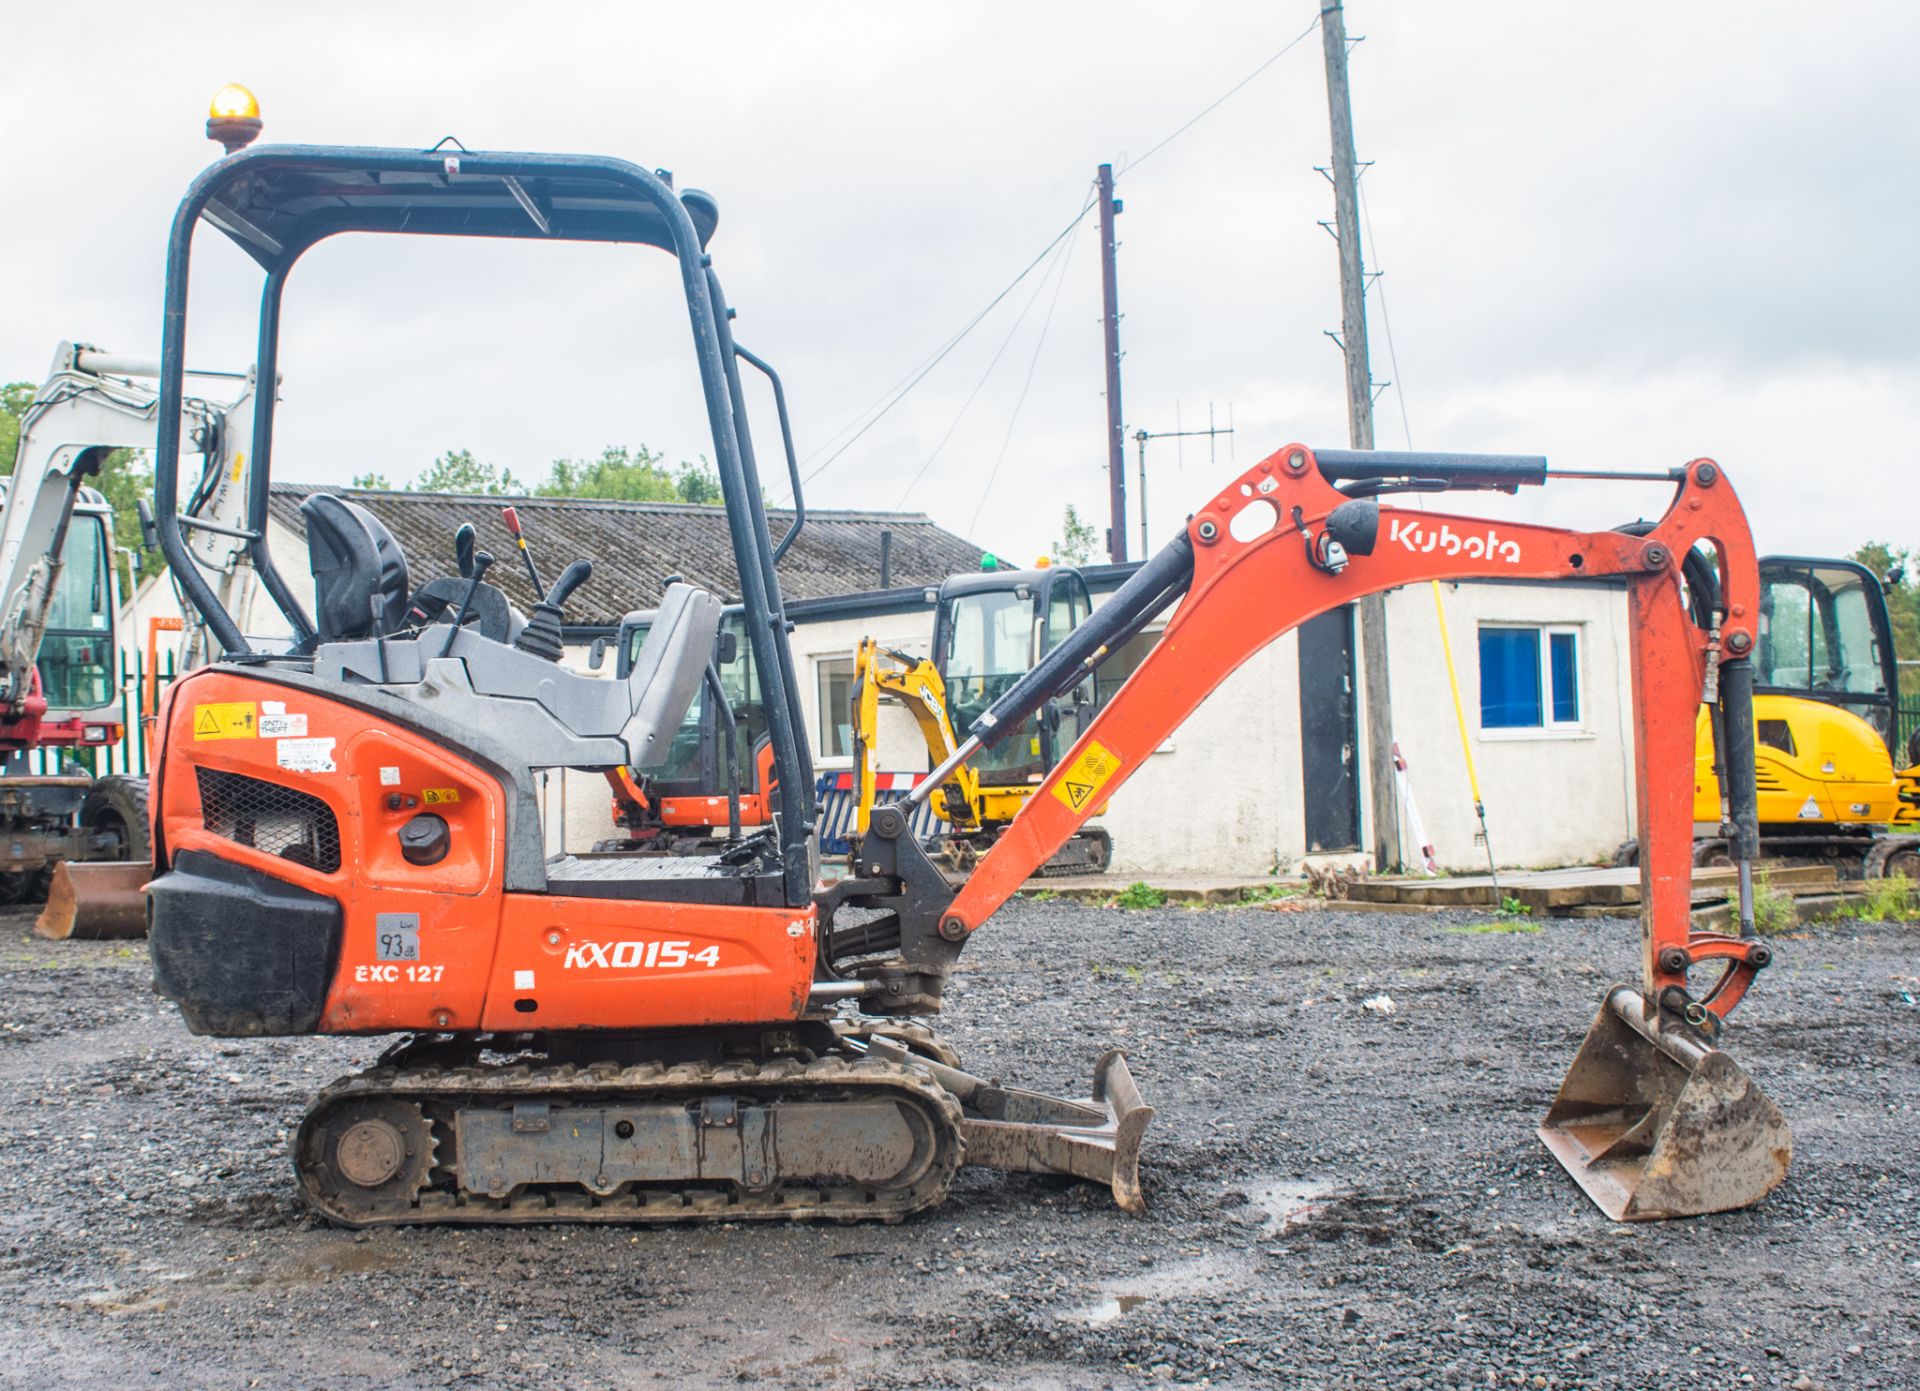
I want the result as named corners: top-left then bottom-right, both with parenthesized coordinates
top-left (195, 768), bottom-right (342, 873)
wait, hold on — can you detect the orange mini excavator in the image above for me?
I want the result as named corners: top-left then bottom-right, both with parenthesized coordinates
top-left (144, 135), bottom-right (1787, 1227)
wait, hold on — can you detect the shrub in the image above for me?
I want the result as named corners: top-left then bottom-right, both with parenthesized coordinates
top-left (1112, 882), bottom-right (1167, 910)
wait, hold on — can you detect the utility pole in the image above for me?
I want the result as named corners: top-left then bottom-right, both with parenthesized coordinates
top-left (1319, 0), bottom-right (1402, 871)
top-left (1097, 163), bottom-right (1128, 564)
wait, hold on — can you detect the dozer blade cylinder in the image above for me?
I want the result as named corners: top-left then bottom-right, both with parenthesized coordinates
top-left (34, 862), bottom-right (150, 941)
top-left (1539, 987), bottom-right (1790, 1221)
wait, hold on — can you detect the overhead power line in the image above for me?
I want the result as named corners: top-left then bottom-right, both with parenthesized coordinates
top-left (893, 217), bottom-right (1084, 510)
top-left (1358, 181), bottom-right (1414, 450)
top-left (1120, 15), bottom-right (1323, 177)
top-left (789, 13), bottom-right (1324, 500)
top-left (965, 217), bottom-right (1085, 534)
top-left (784, 191), bottom-right (1097, 499)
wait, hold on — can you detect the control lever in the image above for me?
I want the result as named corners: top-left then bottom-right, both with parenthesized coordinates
top-left (454, 523), bottom-right (477, 579)
top-left (441, 552), bottom-right (496, 658)
top-left (501, 506), bottom-right (545, 602)
top-left (512, 558), bottom-right (592, 663)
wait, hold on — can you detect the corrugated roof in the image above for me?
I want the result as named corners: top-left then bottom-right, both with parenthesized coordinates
top-left (267, 484), bottom-right (988, 626)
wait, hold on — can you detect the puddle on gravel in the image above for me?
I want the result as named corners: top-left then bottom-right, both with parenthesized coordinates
top-left (1067, 1254), bottom-right (1240, 1326)
top-left (1083, 1293), bottom-right (1151, 1325)
top-left (1251, 1176), bottom-right (1333, 1232)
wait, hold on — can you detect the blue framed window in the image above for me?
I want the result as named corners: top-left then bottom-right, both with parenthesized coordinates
top-left (1478, 626), bottom-right (1581, 731)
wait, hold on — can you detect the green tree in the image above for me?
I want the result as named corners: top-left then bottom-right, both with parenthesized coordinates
top-left (1051, 503), bottom-right (1097, 566)
top-left (414, 448), bottom-right (523, 496)
top-left (94, 447), bottom-right (158, 593)
top-left (378, 444), bottom-right (723, 505)
top-left (1853, 541), bottom-right (1920, 663)
top-left (672, 458), bottom-right (722, 505)
top-left (0, 381), bottom-right (33, 474)
top-left (535, 445), bottom-right (722, 504)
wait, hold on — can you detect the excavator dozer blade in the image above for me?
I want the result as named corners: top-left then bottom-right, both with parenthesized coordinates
top-left (34, 862), bottom-right (150, 941)
top-left (861, 1039), bottom-right (1153, 1214)
top-left (953, 1050), bottom-right (1153, 1215)
top-left (1539, 987), bottom-right (1790, 1221)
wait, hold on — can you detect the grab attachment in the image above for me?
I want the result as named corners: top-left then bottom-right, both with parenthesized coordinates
top-left (1539, 987), bottom-right (1789, 1221)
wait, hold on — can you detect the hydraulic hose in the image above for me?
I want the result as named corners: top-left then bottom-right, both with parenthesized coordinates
top-left (969, 532), bottom-right (1194, 747)
top-left (909, 532), bottom-right (1195, 806)
top-left (1720, 658), bottom-right (1761, 938)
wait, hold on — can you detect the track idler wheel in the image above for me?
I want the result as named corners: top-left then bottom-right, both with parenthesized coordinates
top-left (297, 1097), bottom-right (438, 1223)
top-left (1863, 835), bottom-right (1920, 883)
top-left (1538, 987), bottom-right (1789, 1221)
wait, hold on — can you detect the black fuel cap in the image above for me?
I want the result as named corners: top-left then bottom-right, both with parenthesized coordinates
top-left (399, 812), bottom-right (451, 866)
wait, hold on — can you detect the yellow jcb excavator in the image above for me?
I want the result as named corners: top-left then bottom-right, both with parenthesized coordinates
top-left (1620, 554), bottom-right (1919, 880)
top-left (851, 563), bottom-right (1112, 873)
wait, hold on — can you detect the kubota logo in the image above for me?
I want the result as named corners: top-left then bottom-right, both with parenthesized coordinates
top-left (1388, 518), bottom-right (1521, 564)
top-left (564, 939), bottom-right (721, 970)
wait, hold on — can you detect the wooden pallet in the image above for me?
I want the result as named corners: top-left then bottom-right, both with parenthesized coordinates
top-left (1348, 863), bottom-right (1839, 914)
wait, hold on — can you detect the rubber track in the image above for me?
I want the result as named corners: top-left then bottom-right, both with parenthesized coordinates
top-left (1863, 834), bottom-right (1920, 879)
top-left (296, 1053), bottom-right (966, 1228)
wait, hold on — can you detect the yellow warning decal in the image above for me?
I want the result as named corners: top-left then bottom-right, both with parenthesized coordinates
top-left (1051, 739), bottom-right (1122, 814)
top-left (193, 702), bottom-right (257, 740)
top-left (421, 787), bottom-right (461, 805)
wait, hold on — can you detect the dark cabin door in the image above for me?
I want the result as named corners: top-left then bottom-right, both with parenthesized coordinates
top-left (1297, 606), bottom-right (1360, 853)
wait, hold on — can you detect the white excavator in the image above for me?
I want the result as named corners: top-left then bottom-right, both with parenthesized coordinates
top-left (4, 341), bottom-right (255, 935)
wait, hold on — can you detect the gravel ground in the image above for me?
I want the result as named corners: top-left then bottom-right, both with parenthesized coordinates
top-left (1, 897), bottom-right (1916, 1390)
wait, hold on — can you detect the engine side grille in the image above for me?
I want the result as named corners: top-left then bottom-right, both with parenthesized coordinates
top-left (195, 768), bottom-right (342, 873)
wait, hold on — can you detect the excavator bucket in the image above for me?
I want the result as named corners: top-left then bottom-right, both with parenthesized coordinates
top-left (862, 1039), bottom-right (1152, 1213)
top-left (34, 862), bottom-right (149, 941)
top-left (1539, 987), bottom-right (1790, 1221)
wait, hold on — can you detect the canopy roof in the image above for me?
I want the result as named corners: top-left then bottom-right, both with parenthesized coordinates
top-left (192, 145), bottom-right (718, 271)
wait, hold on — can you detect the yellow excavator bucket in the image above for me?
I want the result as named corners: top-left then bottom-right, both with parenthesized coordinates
top-left (1539, 987), bottom-right (1790, 1221)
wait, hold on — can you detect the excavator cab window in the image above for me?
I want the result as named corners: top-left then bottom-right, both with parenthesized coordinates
top-left (35, 513), bottom-right (115, 713)
top-left (625, 610), bottom-right (766, 793)
top-left (1757, 560), bottom-right (1896, 742)
top-left (940, 587), bottom-right (1044, 782)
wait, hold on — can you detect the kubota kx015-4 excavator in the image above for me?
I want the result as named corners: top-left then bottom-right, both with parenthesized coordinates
top-left (145, 137), bottom-right (1787, 1227)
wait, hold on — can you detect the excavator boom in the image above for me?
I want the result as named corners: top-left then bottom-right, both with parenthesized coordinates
top-left (854, 444), bottom-right (1788, 1220)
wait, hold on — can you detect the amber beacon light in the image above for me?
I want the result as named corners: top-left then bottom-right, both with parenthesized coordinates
top-left (206, 84), bottom-right (262, 155)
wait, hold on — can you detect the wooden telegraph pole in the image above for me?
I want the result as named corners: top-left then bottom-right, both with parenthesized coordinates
top-left (1097, 163), bottom-right (1128, 563)
top-left (1319, 1), bottom-right (1402, 871)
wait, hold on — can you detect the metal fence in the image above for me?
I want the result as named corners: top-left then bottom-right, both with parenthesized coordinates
top-left (1899, 694), bottom-right (1920, 766)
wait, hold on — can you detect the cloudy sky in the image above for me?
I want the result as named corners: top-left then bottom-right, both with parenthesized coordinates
top-left (5, 2), bottom-right (1915, 569)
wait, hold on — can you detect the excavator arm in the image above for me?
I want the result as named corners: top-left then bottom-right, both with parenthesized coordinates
top-left (850, 637), bottom-right (980, 836)
top-left (937, 445), bottom-right (1767, 1018)
top-left (840, 443), bottom-right (1788, 1221)
top-left (1, 343), bottom-right (252, 709)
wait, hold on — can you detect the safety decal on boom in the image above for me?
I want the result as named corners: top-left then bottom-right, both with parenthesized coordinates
top-left (193, 702), bottom-right (257, 740)
top-left (1051, 739), bottom-right (1121, 813)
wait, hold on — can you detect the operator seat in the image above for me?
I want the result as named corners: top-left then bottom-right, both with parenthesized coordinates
top-left (302, 494), bottom-right (411, 643)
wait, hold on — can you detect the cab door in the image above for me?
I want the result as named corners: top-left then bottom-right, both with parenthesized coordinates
top-left (1037, 570), bottom-right (1094, 769)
